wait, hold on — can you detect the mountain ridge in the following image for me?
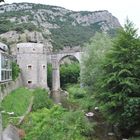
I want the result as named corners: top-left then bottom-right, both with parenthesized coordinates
top-left (0, 3), bottom-right (121, 53)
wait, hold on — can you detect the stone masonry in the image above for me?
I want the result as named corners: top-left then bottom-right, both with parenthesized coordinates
top-left (16, 43), bottom-right (82, 91)
top-left (17, 43), bottom-right (48, 89)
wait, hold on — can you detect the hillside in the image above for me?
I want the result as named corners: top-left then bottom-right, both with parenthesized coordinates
top-left (0, 3), bottom-right (121, 53)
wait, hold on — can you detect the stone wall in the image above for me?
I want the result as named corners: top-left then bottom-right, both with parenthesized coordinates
top-left (17, 43), bottom-right (48, 89)
top-left (0, 75), bottom-right (23, 100)
top-left (3, 125), bottom-right (20, 140)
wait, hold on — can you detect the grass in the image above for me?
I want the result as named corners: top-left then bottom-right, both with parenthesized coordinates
top-left (1, 87), bottom-right (33, 127)
top-left (65, 84), bottom-right (95, 111)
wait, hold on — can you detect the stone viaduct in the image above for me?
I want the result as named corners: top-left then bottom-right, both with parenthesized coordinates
top-left (47, 51), bottom-right (83, 91)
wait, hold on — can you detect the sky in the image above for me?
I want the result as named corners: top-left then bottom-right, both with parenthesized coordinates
top-left (1, 0), bottom-right (140, 32)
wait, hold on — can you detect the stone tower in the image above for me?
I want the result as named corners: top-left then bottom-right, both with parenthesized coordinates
top-left (17, 43), bottom-right (48, 89)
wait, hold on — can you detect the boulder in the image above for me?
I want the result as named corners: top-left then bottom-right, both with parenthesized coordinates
top-left (3, 125), bottom-right (20, 140)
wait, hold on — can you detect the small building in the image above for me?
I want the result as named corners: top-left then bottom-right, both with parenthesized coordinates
top-left (17, 43), bottom-right (48, 89)
top-left (0, 43), bottom-right (12, 83)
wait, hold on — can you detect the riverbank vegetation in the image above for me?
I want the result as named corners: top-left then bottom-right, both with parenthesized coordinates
top-left (81, 19), bottom-right (140, 139)
top-left (1, 87), bottom-right (33, 127)
top-left (2, 87), bottom-right (95, 140)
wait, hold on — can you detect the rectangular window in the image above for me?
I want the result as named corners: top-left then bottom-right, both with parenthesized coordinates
top-left (9, 71), bottom-right (12, 79)
top-left (28, 81), bottom-right (32, 84)
top-left (0, 53), bottom-right (12, 82)
top-left (1, 71), bottom-right (4, 80)
top-left (28, 65), bottom-right (32, 69)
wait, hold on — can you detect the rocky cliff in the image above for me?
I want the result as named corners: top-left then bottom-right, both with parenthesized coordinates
top-left (0, 3), bottom-right (121, 53)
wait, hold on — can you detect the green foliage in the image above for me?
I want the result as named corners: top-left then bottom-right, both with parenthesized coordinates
top-left (81, 32), bottom-right (112, 90)
top-left (60, 62), bottom-right (80, 87)
top-left (22, 106), bottom-right (92, 140)
top-left (122, 98), bottom-right (140, 131)
top-left (98, 20), bottom-right (140, 135)
top-left (50, 25), bottom-right (96, 50)
top-left (66, 84), bottom-right (86, 99)
top-left (32, 4), bottom-right (59, 11)
top-left (0, 18), bottom-right (39, 34)
top-left (82, 20), bottom-right (140, 137)
top-left (0, 11), bottom-right (31, 18)
top-left (47, 62), bottom-right (80, 89)
top-left (14, 23), bottom-right (39, 32)
top-left (47, 64), bottom-right (52, 89)
top-left (32, 88), bottom-right (54, 111)
top-left (0, 19), bottom-right (14, 34)
top-left (1, 87), bottom-right (33, 127)
top-left (65, 84), bottom-right (95, 111)
top-left (12, 62), bottom-right (20, 81)
top-left (129, 137), bottom-right (140, 140)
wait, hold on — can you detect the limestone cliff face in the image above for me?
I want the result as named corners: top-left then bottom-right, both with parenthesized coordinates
top-left (69, 10), bottom-right (120, 28)
top-left (0, 3), bottom-right (121, 52)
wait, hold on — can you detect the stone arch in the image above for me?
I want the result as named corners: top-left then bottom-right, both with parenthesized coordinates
top-left (58, 54), bottom-right (80, 65)
top-left (51, 52), bottom-right (82, 91)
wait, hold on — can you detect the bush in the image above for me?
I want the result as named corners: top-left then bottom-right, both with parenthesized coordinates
top-left (22, 106), bottom-right (93, 140)
top-left (121, 98), bottom-right (140, 134)
top-left (0, 19), bottom-right (14, 34)
top-left (66, 84), bottom-right (86, 99)
top-left (12, 62), bottom-right (20, 81)
top-left (13, 23), bottom-right (38, 32)
top-left (65, 84), bottom-right (95, 111)
top-left (32, 88), bottom-right (54, 111)
top-left (47, 62), bottom-right (80, 89)
top-left (60, 62), bottom-right (80, 88)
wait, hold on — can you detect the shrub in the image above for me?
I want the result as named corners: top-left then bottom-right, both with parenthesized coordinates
top-left (12, 62), bottom-right (20, 81)
top-left (66, 84), bottom-right (86, 99)
top-left (65, 84), bottom-right (95, 111)
top-left (60, 62), bottom-right (80, 88)
top-left (32, 88), bottom-right (54, 111)
top-left (47, 62), bottom-right (80, 89)
top-left (22, 106), bottom-right (93, 140)
top-left (0, 19), bottom-right (14, 34)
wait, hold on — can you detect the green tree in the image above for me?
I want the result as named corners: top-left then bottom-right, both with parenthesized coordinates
top-left (60, 62), bottom-right (80, 88)
top-left (81, 32), bottom-right (112, 90)
top-left (102, 20), bottom-right (139, 136)
top-left (82, 20), bottom-right (140, 137)
top-left (92, 20), bottom-right (140, 137)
